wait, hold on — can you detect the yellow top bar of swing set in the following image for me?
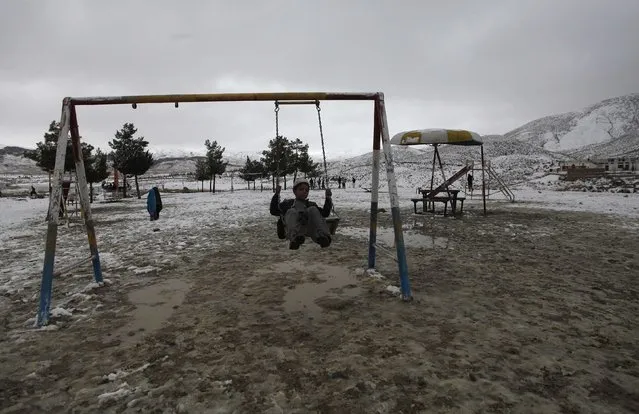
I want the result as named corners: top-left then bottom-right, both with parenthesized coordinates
top-left (67, 92), bottom-right (382, 106)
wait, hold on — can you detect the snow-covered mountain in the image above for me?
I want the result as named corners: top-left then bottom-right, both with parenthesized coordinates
top-left (568, 133), bottom-right (639, 160)
top-left (505, 93), bottom-right (639, 154)
top-left (323, 93), bottom-right (639, 190)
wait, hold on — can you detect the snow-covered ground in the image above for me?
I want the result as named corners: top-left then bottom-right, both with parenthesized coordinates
top-left (2, 170), bottom-right (638, 300)
top-left (509, 186), bottom-right (639, 219)
top-left (2, 181), bottom-right (638, 297)
top-left (1, 178), bottom-right (638, 412)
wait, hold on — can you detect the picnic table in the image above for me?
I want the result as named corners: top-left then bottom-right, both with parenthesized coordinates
top-left (411, 189), bottom-right (465, 216)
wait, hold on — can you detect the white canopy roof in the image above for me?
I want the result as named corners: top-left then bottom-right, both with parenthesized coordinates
top-left (390, 128), bottom-right (483, 146)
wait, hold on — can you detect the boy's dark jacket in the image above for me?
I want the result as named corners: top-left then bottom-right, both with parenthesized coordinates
top-left (270, 193), bottom-right (332, 217)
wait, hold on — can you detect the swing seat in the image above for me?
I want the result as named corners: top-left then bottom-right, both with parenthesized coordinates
top-left (276, 215), bottom-right (340, 239)
top-left (326, 216), bottom-right (340, 235)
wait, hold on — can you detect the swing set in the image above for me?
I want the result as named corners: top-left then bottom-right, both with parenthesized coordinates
top-left (272, 99), bottom-right (340, 235)
top-left (36, 92), bottom-right (413, 327)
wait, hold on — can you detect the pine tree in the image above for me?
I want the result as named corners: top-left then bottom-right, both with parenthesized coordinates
top-left (261, 135), bottom-right (294, 190)
top-left (129, 150), bottom-right (155, 199)
top-left (297, 147), bottom-right (321, 178)
top-left (204, 139), bottom-right (228, 193)
top-left (108, 123), bottom-right (153, 198)
top-left (194, 158), bottom-right (210, 192)
top-left (239, 156), bottom-right (266, 189)
top-left (24, 120), bottom-right (93, 191)
top-left (85, 148), bottom-right (110, 203)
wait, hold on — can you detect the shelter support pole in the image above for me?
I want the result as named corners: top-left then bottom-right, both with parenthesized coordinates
top-left (37, 102), bottom-right (71, 327)
top-left (368, 101), bottom-right (381, 269)
top-left (481, 144), bottom-right (487, 215)
top-left (376, 95), bottom-right (412, 301)
top-left (69, 105), bottom-right (104, 285)
top-left (429, 145), bottom-right (437, 192)
top-left (435, 146), bottom-right (451, 195)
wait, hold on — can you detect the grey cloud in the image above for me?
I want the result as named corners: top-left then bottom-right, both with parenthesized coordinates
top-left (1, 0), bottom-right (638, 157)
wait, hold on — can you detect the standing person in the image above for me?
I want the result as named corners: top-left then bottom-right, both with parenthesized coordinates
top-left (467, 173), bottom-right (474, 194)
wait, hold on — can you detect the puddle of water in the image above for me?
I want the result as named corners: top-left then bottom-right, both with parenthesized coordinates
top-left (339, 226), bottom-right (449, 249)
top-left (113, 278), bottom-right (191, 345)
top-left (268, 261), bottom-right (362, 319)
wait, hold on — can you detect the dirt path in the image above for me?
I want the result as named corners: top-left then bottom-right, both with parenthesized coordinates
top-left (1, 204), bottom-right (638, 413)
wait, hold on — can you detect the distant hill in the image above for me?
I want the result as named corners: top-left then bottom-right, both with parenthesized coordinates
top-left (0, 146), bottom-right (43, 175)
top-left (2, 93), bottom-right (638, 185)
top-left (324, 93), bottom-right (639, 189)
top-left (505, 93), bottom-right (639, 154)
top-left (0, 146), bottom-right (29, 157)
top-left (567, 133), bottom-right (639, 160)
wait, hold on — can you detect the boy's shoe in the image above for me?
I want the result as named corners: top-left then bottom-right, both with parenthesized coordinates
top-left (289, 236), bottom-right (306, 250)
top-left (317, 235), bottom-right (331, 248)
top-left (277, 218), bottom-right (286, 239)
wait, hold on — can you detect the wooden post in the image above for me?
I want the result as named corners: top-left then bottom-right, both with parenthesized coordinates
top-left (377, 95), bottom-right (412, 301)
top-left (368, 100), bottom-right (381, 269)
top-left (37, 102), bottom-right (71, 327)
top-left (69, 105), bottom-right (104, 286)
top-left (69, 92), bottom-right (381, 106)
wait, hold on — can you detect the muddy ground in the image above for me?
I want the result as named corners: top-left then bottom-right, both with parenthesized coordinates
top-left (1, 200), bottom-right (638, 413)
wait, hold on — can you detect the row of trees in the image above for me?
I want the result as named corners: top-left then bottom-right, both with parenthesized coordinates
top-left (192, 135), bottom-right (323, 192)
top-left (24, 121), bottom-right (154, 201)
top-left (194, 139), bottom-right (229, 192)
top-left (25, 119), bottom-right (326, 198)
top-left (258, 136), bottom-right (322, 189)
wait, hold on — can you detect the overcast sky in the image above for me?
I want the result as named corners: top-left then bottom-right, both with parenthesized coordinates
top-left (1, 0), bottom-right (638, 158)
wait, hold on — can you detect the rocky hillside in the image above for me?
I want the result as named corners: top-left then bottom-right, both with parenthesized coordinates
top-left (568, 133), bottom-right (639, 160)
top-left (505, 93), bottom-right (639, 154)
top-left (0, 146), bottom-right (43, 175)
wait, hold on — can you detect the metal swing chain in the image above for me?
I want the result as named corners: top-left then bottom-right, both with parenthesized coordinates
top-left (315, 100), bottom-right (339, 218)
top-left (275, 101), bottom-right (280, 137)
top-left (274, 101), bottom-right (281, 194)
top-left (316, 101), bottom-right (328, 182)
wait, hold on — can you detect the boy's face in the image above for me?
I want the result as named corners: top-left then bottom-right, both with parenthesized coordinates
top-left (293, 184), bottom-right (309, 199)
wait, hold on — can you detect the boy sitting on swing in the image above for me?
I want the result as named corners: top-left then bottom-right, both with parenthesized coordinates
top-left (270, 178), bottom-right (333, 250)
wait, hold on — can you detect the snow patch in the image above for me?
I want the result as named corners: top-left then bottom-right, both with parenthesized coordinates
top-left (386, 285), bottom-right (401, 295)
top-left (97, 383), bottom-right (134, 406)
top-left (50, 307), bottom-right (72, 318)
top-left (544, 111), bottom-right (613, 152)
top-left (363, 269), bottom-right (385, 280)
